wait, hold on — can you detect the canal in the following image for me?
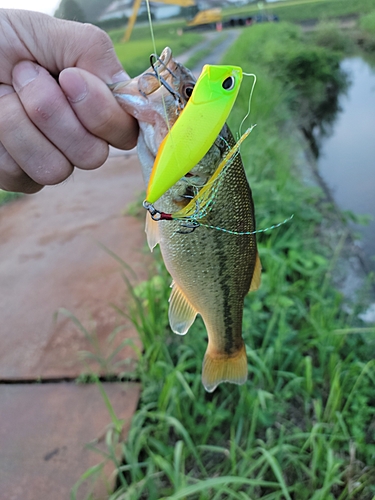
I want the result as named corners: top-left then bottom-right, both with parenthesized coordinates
top-left (317, 56), bottom-right (375, 271)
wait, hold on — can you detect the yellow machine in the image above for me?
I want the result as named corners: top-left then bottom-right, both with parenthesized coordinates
top-left (123, 0), bottom-right (196, 42)
top-left (123, 0), bottom-right (224, 41)
top-left (187, 8), bottom-right (222, 27)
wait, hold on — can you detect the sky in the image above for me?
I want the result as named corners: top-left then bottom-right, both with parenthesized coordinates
top-left (0, 0), bottom-right (60, 16)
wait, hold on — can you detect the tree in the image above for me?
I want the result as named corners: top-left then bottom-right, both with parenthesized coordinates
top-left (55, 0), bottom-right (113, 23)
top-left (55, 0), bottom-right (86, 22)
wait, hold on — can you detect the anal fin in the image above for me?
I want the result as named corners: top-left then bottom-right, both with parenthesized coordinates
top-left (202, 343), bottom-right (248, 393)
top-left (250, 252), bottom-right (262, 292)
top-left (145, 212), bottom-right (160, 252)
top-left (168, 282), bottom-right (197, 335)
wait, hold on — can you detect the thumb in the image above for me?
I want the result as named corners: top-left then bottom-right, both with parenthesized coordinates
top-left (60, 22), bottom-right (130, 84)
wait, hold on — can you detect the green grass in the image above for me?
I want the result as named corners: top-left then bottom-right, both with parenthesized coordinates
top-left (0, 189), bottom-right (22, 206)
top-left (360, 10), bottom-right (375, 35)
top-left (108, 20), bottom-right (188, 44)
top-left (108, 22), bottom-right (203, 78)
top-left (73, 20), bottom-right (375, 500)
top-left (222, 0), bottom-right (375, 24)
top-left (358, 11), bottom-right (375, 51)
top-left (183, 33), bottom-right (227, 70)
top-left (310, 20), bottom-right (355, 52)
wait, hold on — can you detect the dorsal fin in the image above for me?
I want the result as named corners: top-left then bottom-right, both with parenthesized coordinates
top-left (145, 212), bottom-right (160, 252)
top-left (168, 282), bottom-right (197, 335)
top-left (250, 253), bottom-right (261, 292)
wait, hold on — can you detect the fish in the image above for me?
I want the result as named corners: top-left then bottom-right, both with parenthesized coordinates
top-left (111, 47), bottom-right (261, 392)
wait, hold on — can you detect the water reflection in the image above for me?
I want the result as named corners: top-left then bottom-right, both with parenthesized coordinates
top-left (317, 57), bottom-right (375, 269)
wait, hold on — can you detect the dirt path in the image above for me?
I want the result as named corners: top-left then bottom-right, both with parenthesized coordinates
top-left (0, 152), bottom-right (149, 380)
top-left (177, 29), bottom-right (241, 75)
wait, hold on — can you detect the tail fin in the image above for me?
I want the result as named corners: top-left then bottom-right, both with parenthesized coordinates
top-left (202, 344), bottom-right (248, 393)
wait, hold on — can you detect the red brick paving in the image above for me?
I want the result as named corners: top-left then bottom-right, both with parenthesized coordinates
top-left (0, 152), bottom-right (150, 498)
top-left (0, 154), bottom-right (148, 379)
top-left (0, 382), bottom-right (140, 500)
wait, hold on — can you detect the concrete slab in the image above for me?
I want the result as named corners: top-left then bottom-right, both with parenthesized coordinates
top-left (0, 155), bottom-right (150, 380)
top-left (0, 382), bottom-right (140, 500)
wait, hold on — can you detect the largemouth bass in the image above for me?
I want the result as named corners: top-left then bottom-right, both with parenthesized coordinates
top-left (112, 48), bottom-right (261, 392)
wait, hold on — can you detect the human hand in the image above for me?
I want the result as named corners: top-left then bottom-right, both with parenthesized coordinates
top-left (0, 9), bottom-right (138, 193)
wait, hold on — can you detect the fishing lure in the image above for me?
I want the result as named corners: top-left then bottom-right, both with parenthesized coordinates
top-left (144, 127), bottom-right (252, 221)
top-left (145, 64), bottom-right (243, 204)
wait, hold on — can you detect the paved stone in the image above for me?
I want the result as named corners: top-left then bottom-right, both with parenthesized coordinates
top-left (0, 154), bottom-right (149, 380)
top-left (0, 382), bottom-right (140, 500)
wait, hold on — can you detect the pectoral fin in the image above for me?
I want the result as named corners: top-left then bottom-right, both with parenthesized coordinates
top-left (168, 282), bottom-right (197, 335)
top-left (145, 212), bottom-right (160, 252)
top-left (250, 253), bottom-right (262, 292)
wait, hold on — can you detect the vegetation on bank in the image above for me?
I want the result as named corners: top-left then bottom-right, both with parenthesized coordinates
top-left (73, 20), bottom-right (375, 500)
top-left (220, 0), bottom-right (375, 25)
top-left (0, 190), bottom-right (22, 206)
top-left (109, 24), bottom-right (203, 78)
top-left (360, 10), bottom-right (375, 35)
top-left (359, 11), bottom-right (375, 51)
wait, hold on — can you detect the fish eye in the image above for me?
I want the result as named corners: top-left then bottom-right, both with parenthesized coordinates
top-left (222, 76), bottom-right (235, 91)
top-left (183, 85), bottom-right (195, 100)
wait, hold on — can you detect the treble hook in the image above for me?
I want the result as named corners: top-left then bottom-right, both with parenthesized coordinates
top-left (176, 220), bottom-right (200, 234)
top-left (148, 53), bottom-right (183, 108)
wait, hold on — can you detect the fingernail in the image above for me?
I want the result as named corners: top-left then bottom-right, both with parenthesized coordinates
top-left (0, 84), bottom-right (15, 98)
top-left (111, 70), bottom-right (131, 84)
top-left (13, 61), bottom-right (39, 91)
top-left (61, 70), bottom-right (88, 103)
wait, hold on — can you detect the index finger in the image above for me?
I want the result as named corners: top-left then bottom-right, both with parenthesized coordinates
top-left (1, 10), bottom-right (129, 85)
top-left (59, 67), bottom-right (138, 150)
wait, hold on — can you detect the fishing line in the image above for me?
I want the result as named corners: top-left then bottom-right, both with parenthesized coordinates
top-left (145, 0), bottom-right (173, 138)
top-left (196, 214), bottom-right (294, 236)
top-left (145, 0), bottom-right (157, 59)
top-left (238, 72), bottom-right (257, 140)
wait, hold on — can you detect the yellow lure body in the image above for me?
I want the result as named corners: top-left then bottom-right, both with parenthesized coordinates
top-left (146, 64), bottom-right (243, 203)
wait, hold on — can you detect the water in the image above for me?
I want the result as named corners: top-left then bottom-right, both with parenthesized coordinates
top-left (317, 57), bottom-right (375, 269)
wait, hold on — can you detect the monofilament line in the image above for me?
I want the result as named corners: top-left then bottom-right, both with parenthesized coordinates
top-left (239, 73), bottom-right (257, 139)
top-left (145, 0), bottom-right (172, 137)
top-left (199, 214), bottom-right (295, 235)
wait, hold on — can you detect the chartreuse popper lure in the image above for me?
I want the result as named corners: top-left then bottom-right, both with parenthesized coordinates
top-left (145, 64), bottom-right (243, 204)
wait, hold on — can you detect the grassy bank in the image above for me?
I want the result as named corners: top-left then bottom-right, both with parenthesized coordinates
top-left (0, 190), bottom-right (22, 206)
top-left (73, 21), bottom-right (375, 500)
top-left (222, 0), bottom-right (375, 24)
top-left (109, 23), bottom-right (203, 78)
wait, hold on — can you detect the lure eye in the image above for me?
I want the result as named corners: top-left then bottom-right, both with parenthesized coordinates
top-left (183, 85), bottom-right (194, 101)
top-left (222, 76), bottom-right (235, 91)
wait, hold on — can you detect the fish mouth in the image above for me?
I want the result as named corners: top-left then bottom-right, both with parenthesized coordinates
top-left (137, 47), bottom-right (176, 98)
top-left (111, 46), bottom-right (196, 150)
top-left (138, 47), bottom-right (196, 105)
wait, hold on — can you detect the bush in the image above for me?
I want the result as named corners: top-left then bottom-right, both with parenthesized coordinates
top-left (359, 11), bottom-right (375, 51)
top-left (360, 10), bottom-right (375, 36)
top-left (312, 20), bottom-right (354, 52)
